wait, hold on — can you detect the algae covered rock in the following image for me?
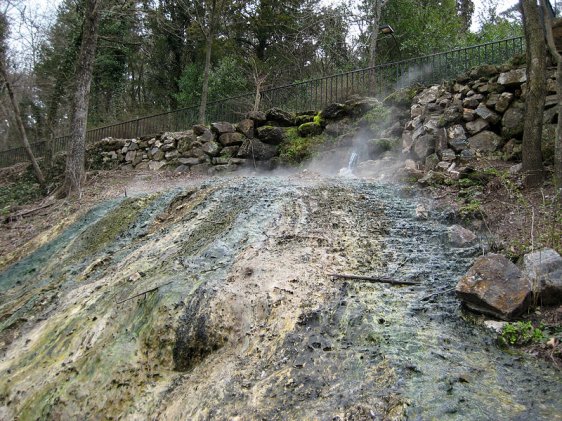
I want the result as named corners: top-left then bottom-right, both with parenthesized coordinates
top-left (297, 122), bottom-right (323, 137)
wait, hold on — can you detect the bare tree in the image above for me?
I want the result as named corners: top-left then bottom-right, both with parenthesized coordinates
top-left (520, 0), bottom-right (546, 187)
top-left (367, 0), bottom-right (385, 69)
top-left (62, 0), bottom-right (103, 197)
top-left (0, 8), bottom-right (46, 188)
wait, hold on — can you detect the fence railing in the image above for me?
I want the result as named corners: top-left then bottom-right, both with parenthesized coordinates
top-left (0, 36), bottom-right (525, 168)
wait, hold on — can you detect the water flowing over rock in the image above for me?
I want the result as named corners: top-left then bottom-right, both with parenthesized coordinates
top-left (1, 176), bottom-right (560, 419)
top-left (456, 254), bottom-right (531, 320)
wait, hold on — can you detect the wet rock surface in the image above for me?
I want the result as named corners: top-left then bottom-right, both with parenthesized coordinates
top-left (0, 176), bottom-right (560, 419)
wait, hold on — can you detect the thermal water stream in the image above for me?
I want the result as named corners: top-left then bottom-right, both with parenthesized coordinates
top-left (0, 175), bottom-right (560, 420)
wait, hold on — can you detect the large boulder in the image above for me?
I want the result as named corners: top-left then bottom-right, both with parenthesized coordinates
top-left (237, 138), bottom-right (278, 161)
top-left (412, 134), bottom-right (435, 160)
top-left (150, 148), bottom-right (165, 161)
top-left (95, 138), bottom-right (127, 152)
top-left (466, 118), bottom-right (489, 136)
top-left (495, 92), bottom-right (514, 113)
top-left (298, 122), bottom-right (323, 137)
top-left (475, 104), bottom-right (501, 125)
top-left (523, 248), bottom-right (562, 306)
top-left (414, 85), bottom-right (441, 105)
top-left (177, 131), bottom-right (198, 154)
top-left (219, 132), bottom-right (244, 147)
top-left (447, 225), bottom-right (477, 247)
top-left (246, 111), bottom-right (267, 126)
top-left (468, 131), bottom-right (502, 152)
top-left (265, 108), bottom-right (295, 126)
top-left (202, 140), bottom-right (221, 157)
top-left (211, 122), bottom-right (236, 135)
top-left (345, 97), bottom-right (381, 116)
top-left (256, 126), bottom-right (285, 145)
top-left (448, 124), bottom-right (468, 152)
top-left (502, 103), bottom-right (525, 139)
top-left (498, 68), bottom-right (526, 87)
top-left (236, 119), bottom-right (254, 138)
top-left (321, 103), bottom-right (347, 120)
top-left (456, 254), bottom-right (531, 320)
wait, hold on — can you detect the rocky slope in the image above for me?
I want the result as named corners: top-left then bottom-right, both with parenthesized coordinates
top-left (1, 175), bottom-right (561, 419)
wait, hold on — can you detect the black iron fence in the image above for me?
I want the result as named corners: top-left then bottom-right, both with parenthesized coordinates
top-left (0, 36), bottom-right (525, 168)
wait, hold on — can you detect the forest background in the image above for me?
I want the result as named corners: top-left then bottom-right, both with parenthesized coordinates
top-left (0, 0), bottom-right (524, 151)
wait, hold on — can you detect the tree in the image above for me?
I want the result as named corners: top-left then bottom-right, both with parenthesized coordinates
top-left (362, 0), bottom-right (386, 68)
top-left (195, 0), bottom-right (227, 124)
top-left (541, 0), bottom-right (562, 189)
top-left (0, 8), bottom-right (46, 188)
top-left (520, 0), bottom-right (546, 187)
top-left (62, 0), bottom-right (103, 197)
top-left (457, 0), bottom-right (475, 33)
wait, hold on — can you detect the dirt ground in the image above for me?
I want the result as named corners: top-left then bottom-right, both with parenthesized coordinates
top-left (0, 165), bottom-right (206, 262)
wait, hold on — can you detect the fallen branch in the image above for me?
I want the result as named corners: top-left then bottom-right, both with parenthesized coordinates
top-left (327, 273), bottom-right (420, 286)
top-left (4, 202), bottom-right (54, 223)
top-left (116, 281), bottom-right (174, 305)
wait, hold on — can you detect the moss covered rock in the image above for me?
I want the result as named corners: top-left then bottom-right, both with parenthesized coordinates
top-left (297, 122), bottom-right (323, 137)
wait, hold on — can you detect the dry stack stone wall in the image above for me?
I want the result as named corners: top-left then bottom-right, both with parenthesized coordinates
top-left (401, 63), bottom-right (559, 171)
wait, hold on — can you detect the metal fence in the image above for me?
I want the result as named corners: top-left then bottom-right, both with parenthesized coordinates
top-left (0, 36), bottom-right (525, 168)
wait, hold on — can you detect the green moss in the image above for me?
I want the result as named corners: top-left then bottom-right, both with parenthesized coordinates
top-left (360, 104), bottom-right (390, 129)
top-left (297, 122), bottom-right (323, 137)
top-left (75, 196), bottom-right (154, 258)
top-left (458, 199), bottom-right (483, 220)
top-left (313, 113), bottom-right (325, 127)
top-left (370, 138), bottom-right (399, 153)
top-left (294, 114), bottom-right (315, 125)
top-left (279, 127), bottom-right (328, 165)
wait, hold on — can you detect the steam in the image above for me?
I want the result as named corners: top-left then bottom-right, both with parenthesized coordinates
top-left (394, 63), bottom-right (435, 91)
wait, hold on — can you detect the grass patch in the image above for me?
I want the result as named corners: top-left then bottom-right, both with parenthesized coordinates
top-left (0, 172), bottom-right (43, 214)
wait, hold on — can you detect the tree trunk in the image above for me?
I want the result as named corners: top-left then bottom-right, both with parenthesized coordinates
top-left (367, 0), bottom-right (384, 96)
top-left (521, 0), bottom-right (546, 187)
top-left (541, 0), bottom-right (562, 191)
top-left (0, 63), bottom-right (46, 188)
top-left (62, 0), bottom-right (102, 197)
top-left (368, 0), bottom-right (383, 69)
top-left (554, 59), bottom-right (562, 189)
top-left (198, 31), bottom-right (213, 124)
top-left (0, 11), bottom-right (46, 187)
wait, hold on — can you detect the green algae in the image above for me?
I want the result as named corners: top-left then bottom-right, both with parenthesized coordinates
top-left (72, 196), bottom-right (156, 260)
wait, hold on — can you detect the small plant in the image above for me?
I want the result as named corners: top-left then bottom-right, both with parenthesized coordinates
top-left (458, 199), bottom-right (483, 220)
top-left (500, 321), bottom-right (545, 346)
